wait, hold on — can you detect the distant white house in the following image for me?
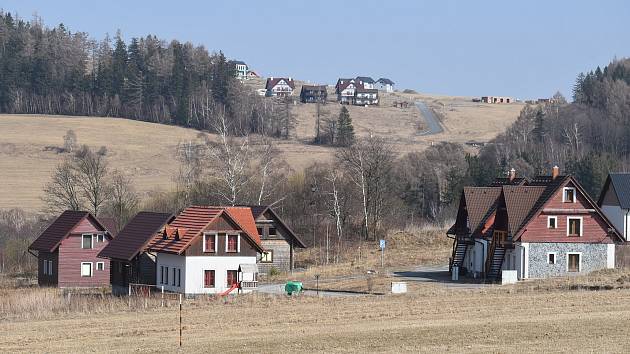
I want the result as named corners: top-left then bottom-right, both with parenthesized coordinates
top-left (232, 60), bottom-right (248, 81)
top-left (376, 78), bottom-right (395, 93)
top-left (265, 77), bottom-right (295, 97)
top-left (356, 76), bottom-right (376, 90)
top-left (335, 78), bottom-right (357, 104)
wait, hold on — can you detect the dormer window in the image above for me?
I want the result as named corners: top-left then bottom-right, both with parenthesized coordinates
top-left (563, 187), bottom-right (576, 203)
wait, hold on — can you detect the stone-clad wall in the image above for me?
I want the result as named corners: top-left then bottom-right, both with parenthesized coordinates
top-left (528, 243), bottom-right (608, 278)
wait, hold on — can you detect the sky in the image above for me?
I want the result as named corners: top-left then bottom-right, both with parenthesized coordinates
top-left (4, 0), bottom-right (630, 99)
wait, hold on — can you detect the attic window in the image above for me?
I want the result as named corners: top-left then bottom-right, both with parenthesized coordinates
top-left (547, 216), bottom-right (557, 229)
top-left (563, 187), bottom-right (576, 203)
top-left (268, 227), bottom-right (277, 236)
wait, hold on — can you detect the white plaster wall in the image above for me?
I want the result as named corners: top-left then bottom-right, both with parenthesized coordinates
top-left (607, 244), bottom-right (615, 268)
top-left (156, 253), bottom-right (186, 293)
top-left (184, 256), bottom-right (256, 294)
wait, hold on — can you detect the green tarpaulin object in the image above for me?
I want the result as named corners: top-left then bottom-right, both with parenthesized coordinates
top-left (285, 281), bottom-right (303, 295)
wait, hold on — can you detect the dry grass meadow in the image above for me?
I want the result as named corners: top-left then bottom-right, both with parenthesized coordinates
top-left (0, 85), bottom-right (521, 210)
top-left (3, 270), bottom-right (630, 353)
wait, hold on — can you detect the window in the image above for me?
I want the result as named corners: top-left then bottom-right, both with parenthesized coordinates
top-left (268, 227), bottom-right (277, 236)
top-left (227, 270), bottom-right (238, 286)
top-left (204, 270), bottom-right (215, 288)
top-left (563, 187), bottom-right (576, 203)
top-left (172, 268), bottom-right (176, 286)
top-left (547, 216), bottom-right (557, 229)
top-left (165, 267), bottom-right (169, 284)
top-left (43, 259), bottom-right (49, 275)
top-left (81, 262), bottom-right (92, 277)
top-left (567, 253), bottom-right (581, 272)
top-left (203, 234), bottom-right (216, 253)
top-left (96, 234), bottom-right (104, 243)
top-left (48, 260), bottom-right (53, 275)
top-left (567, 217), bottom-right (583, 237)
top-left (547, 253), bottom-right (557, 265)
top-left (227, 235), bottom-right (238, 252)
top-left (261, 251), bottom-right (273, 263)
top-left (257, 227), bottom-right (264, 237)
top-left (82, 234), bottom-right (93, 249)
top-left (177, 269), bottom-right (181, 287)
top-left (160, 266), bottom-right (164, 284)
top-left (96, 262), bottom-right (104, 271)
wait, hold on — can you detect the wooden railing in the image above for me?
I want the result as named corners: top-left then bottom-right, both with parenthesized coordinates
top-left (240, 281), bottom-right (258, 289)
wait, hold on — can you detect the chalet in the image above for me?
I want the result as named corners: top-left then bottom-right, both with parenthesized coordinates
top-left (598, 173), bottom-right (630, 241)
top-left (356, 76), bottom-right (376, 89)
top-left (335, 78), bottom-right (357, 104)
top-left (98, 212), bottom-right (173, 295)
top-left (28, 211), bottom-right (113, 288)
top-left (249, 205), bottom-right (307, 273)
top-left (265, 77), bottom-right (295, 97)
top-left (146, 206), bottom-right (264, 295)
top-left (232, 60), bottom-right (248, 81)
top-left (354, 88), bottom-right (379, 106)
top-left (247, 70), bottom-right (260, 79)
top-left (448, 167), bottom-right (620, 281)
top-left (376, 78), bottom-right (395, 93)
top-left (300, 85), bottom-right (327, 103)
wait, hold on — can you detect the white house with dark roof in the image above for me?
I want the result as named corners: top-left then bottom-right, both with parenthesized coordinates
top-left (376, 78), bottom-right (395, 92)
top-left (598, 173), bottom-right (630, 241)
top-left (356, 76), bottom-right (376, 89)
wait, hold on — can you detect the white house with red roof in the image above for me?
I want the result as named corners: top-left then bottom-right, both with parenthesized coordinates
top-left (146, 206), bottom-right (264, 295)
top-left (265, 77), bottom-right (295, 97)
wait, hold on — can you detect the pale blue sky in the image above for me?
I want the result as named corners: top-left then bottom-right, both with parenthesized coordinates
top-left (4, 0), bottom-right (630, 99)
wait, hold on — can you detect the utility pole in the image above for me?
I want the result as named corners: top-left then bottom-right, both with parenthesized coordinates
top-left (179, 294), bottom-right (182, 348)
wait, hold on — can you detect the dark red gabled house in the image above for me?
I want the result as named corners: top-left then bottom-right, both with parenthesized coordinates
top-left (28, 211), bottom-right (112, 288)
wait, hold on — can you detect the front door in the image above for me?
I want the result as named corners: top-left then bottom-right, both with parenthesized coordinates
top-left (568, 254), bottom-right (580, 272)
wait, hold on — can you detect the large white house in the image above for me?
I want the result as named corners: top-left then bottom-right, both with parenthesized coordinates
top-left (265, 77), bottom-right (295, 97)
top-left (147, 206), bottom-right (263, 295)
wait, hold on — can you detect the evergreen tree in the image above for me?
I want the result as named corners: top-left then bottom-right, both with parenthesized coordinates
top-left (111, 32), bottom-right (128, 97)
top-left (336, 106), bottom-right (355, 147)
top-left (532, 108), bottom-right (545, 143)
top-left (572, 72), bottom-right (585, 103)
top-left (171, 41), bottom-right (190, 126)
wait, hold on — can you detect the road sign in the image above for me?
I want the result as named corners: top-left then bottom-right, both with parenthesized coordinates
top-left (379, 239), bottom-right (386, 249)
top-left (379, 240), bottom-right (386, 267)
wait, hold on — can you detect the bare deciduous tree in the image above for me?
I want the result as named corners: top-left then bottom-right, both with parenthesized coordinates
top-left (43, 159), bottom-right (83, 213)
top-left (63, 129), bottom-right (77, 153)
top-left (73, 145), bottom-right (111, 216)
top-left (106, 170), bottom-right (139, 230)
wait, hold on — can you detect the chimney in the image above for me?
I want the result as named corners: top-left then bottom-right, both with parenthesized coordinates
top-left (289, 77), bottom-right (293, 81)
top-left (509, 168), bottom-right (516, 181)
top-left (552, 165), bottom-right (559, 180)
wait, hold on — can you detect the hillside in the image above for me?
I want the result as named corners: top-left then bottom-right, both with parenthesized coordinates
top-left (0, 89), bottom-right (522, 210)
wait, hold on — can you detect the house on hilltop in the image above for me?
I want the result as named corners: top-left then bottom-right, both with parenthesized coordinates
top-left (98, 212), bottom-right (173, 295)
top-left (376, 78), bottom-right (395, 93)
top-left (300, 85), bottom-right (328, 103)
top-left (248, 205), bottom-right (307, 273)
top-left (28, 211), bottom-right (113, 288)
top-left (231, 60), bottom-right (249, 81)
top-left (335, 78), bottom-right (357, 104)
top-left (146, 206), bottom-right (263, 295)
top-left (354, 88), bottom-right (379, 106)
top-left (448, 167), bottom-right (620, 281)
top-left (356, 76), bottom-right (376, 89)
top-left (265, 77), bottom-right (295, 97)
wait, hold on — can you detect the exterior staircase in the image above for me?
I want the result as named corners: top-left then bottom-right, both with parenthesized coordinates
top-left (449, 239), bottom-right (468, 274)
top-left (486, 245), bottom-right (506, 281)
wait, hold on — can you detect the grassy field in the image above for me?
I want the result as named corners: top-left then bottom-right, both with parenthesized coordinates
top-left (0, 86), bottom-right (521, 210)
top-left (3, 272), bottom-right (630, 353)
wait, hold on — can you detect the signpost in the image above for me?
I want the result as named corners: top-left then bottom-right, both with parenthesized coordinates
top-left (379, 239), bottom-right (386, 267)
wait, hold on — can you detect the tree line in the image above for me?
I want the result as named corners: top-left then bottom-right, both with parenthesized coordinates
top-left (0, 12), bottom-right (292, 137)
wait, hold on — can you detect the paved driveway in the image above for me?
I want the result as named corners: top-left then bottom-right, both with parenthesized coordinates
top-left (415, 101), bottom-right (444, 135)
top-left (390, 265), bottom-right (489, 289)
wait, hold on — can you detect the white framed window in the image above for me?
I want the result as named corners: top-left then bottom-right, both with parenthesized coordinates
top-left (96, 234), bottom-right (104, 243)
top-left (226, 234), bottom-right (240, 253)
top-left (547, 252), bottom-right (557, 265)
top-left (81, 234), bottom-right (93, 249)
top-left (261, 251), bottom-right (273, 263)
top-left (567, 252), bottom-right (582, 272)
top-left (203, 233), bottom-right (218, 253)
top-left (563, 187), bottom-right (576, 203)
top-left (547, 216), bottom-right (558, 229)
top-left (96, 262), bottom-right (104, 271)
top-left (567, 217), bottom-right (583, 237)
top-left (81, 262), bottom-right (93, 277)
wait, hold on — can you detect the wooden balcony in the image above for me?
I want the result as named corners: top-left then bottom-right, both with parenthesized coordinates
top-left (240, 281), bottom-right (258, 289)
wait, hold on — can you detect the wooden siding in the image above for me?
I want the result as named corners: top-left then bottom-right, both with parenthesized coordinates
top-left (601, 183), bottom-right (620, 206)
top-left (37, 251), bottom-right (58, 286)
top-left (259, 239), bottom-right (291, 273)
top-left (520, 182), bottom-right (615, 244)
top-left (58, 218), bottom-right (110, 288)
top-left (185, 214), bottom-right (257, 257)
top-left (110, 253), bottom-right (156, 289)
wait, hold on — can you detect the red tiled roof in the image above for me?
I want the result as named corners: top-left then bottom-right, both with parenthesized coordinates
top-left (29, 211), bottom-right (108, 252)
top-left (147, 206), bottom-right (264, 255)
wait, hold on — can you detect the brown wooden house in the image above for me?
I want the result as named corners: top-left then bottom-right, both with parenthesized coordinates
top-left (98, 212), bottom-right (173, 295)
top-left (28, 211), bottom-right (113, 288)
top-left (249, 205), bottom-right (307, 273)
top-left (448, 167), bottom-right (621, 281)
